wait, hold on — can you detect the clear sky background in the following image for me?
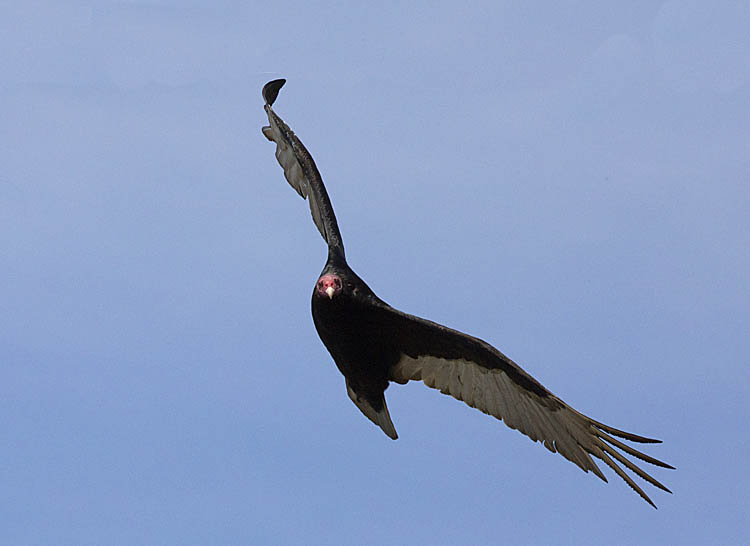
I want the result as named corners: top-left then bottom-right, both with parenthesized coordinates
top-left (2, 1), bottom-right (749, 545)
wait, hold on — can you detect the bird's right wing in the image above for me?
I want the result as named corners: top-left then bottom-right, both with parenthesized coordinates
top-left (371, 302), bottom-right (673, 507)
top-left (262, 79), bottom-right (345, 257)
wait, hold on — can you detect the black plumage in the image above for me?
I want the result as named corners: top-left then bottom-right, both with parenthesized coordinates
top-left (262, 79), bottom-right (673, 507)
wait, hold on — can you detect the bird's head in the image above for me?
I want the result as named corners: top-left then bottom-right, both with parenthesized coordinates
top-left (316, 274), bottom-right (343, 300)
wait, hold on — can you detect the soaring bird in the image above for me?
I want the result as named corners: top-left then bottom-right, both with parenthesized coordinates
top-left (261, 79), bottom-right (672, 507)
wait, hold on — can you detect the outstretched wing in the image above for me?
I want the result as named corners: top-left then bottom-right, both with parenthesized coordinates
top-left (262, 79), bottom-right (345, 257)
top-left (374, 303), bottom-right (673, 507)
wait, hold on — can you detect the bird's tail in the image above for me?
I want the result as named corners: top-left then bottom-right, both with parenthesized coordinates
top-left (346, 381), bottom-right (398, 440)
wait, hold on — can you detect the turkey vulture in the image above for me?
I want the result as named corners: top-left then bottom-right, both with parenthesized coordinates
top-left (261, 78), bottom-right (672, 507)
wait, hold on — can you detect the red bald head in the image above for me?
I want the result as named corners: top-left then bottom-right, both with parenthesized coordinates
top-left (316, 274), bottom-right (342, 300)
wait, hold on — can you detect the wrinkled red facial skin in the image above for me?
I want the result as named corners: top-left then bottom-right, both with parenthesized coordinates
top-left (316, 274), bottom-right (343, 299)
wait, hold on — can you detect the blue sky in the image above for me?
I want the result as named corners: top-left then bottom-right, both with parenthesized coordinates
top-left (2, 1), bottom-right (749, 544)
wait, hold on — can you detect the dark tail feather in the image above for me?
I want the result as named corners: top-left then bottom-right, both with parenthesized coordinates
top-left (345, 381), bottom-right (398, 440)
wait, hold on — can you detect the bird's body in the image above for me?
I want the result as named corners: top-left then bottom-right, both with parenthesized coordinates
top-left (262, 78), bottom-right (673, 506)
top-left (312, 260), bottom-right (399, 437)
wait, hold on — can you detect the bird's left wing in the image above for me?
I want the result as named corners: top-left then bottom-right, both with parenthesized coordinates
top-left (262, 79), bottom-right (345, 256)
top-left (372, 302), bottom-right (673, 507)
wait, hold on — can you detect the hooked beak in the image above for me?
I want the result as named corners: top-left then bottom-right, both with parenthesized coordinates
top-left (325, 286), bottom-right (335, 299)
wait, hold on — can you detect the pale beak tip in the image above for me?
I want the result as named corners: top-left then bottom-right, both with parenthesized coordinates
top-left (325, 286), bottom-right (335, 299)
